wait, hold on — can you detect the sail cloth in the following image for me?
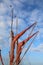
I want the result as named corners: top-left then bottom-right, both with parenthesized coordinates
top-left (16, 31), bottom-right (39, 65)
top-left (13, 31), bottom-right (39, 65)
top-left (10, 22), bottom-right (37, 65)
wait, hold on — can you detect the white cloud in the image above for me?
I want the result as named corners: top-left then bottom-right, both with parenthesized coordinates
top-left (0, 21), bottom-right (5, 28)
top-left (0, 16), bottom-right (6, 38)
top-left (29, 9), bottom-right (40, 22)
top-left (0, 3), bottom-right (7, 15)
top-left (0, 36), bottom-right (3, 40)
top-left (13, 0), bottom-right (21, 5)
top-left (3, 0), bottom-right (12, 7)
top-left (30, 43), bottom-right (43, 52)
top-left (0, 38), bottom-right (6, 49)
top-left (6, 17), bottom-right (25, 29)
top-left (0, 0), bottom-right (43, 53)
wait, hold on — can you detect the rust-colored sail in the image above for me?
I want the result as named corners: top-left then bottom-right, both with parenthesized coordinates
top-left (17, 31), bottom-right (39, 65)
top-left (13, 22), bottom-right (37, 43)
top-left (16, 31), bottom-right (39, 65)
top-left (10, 22), bottom-right (37, 65)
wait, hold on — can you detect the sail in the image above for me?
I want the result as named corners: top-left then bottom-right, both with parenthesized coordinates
top-left (10, 22), bottom-right (37, 65)
top-left (14, 31), bottom-right (39, 65)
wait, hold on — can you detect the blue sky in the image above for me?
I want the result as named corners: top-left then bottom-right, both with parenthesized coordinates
top-left (0, 0), bottom-right (43, 65)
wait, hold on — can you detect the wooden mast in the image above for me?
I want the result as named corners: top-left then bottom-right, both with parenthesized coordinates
top-left (10, 5), bottom-right (13, 34)
top-left (10, 5), bottom-right (14, 65)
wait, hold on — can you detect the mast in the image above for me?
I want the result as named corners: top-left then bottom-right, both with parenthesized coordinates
top-left (10, 5), bottom-right (14, 65)
top-left (10, 5), bottom-right (13, 32)
top-left (0, 49), bottom-right (4, 65)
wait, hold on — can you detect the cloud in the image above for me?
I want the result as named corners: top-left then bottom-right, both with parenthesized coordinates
top-left (30, 43), bottom-right (43, 52)
top-left (0, 21), bottom-right (5, 28)
top-left (34, 0), bottom-right (43, 9)
top-left (3, 0), bottom-right (12, 7)
top-left (0, 0), bottom-right (43, 54)
top-left (29, 9), bottom-right (39, 22)
top-left (0, 3), bottom-right (8, 15)
top-left (0, 15), bottom-right (7, 37)
top-left (0, 38), bottom-right (7, 49)
top-left (0, 36), bottom-right (2, 40)
top-left (28, 9), bottom-right (43, 24)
